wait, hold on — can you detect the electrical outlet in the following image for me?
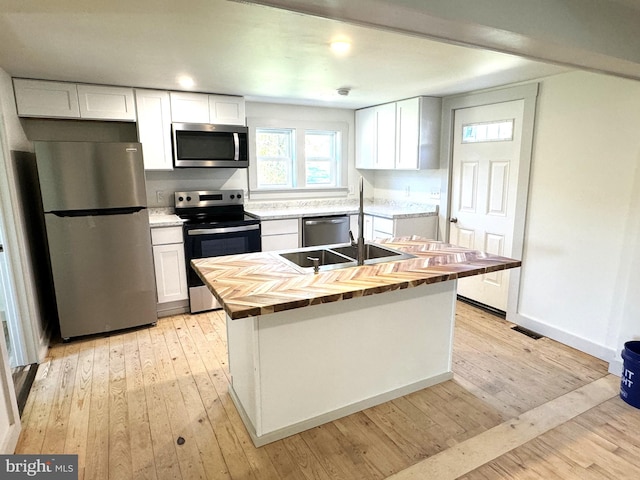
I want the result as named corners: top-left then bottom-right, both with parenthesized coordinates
top-left (156, 190), bottom-right (165, 204)
top-left (430, 191), bottom-right (441, 200)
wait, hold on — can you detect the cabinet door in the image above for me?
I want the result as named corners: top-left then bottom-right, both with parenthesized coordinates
top-left (375, 103), bottom-right (396, 169)
top-left (395, 215), bottom-right (438, 240)
top-left (396, 98), bottom-right (420, 169)
top-left (135, 89), bottom-right (173, 170)
top-left (355, 108), bottom-right (376, 168)
top-left (372, 216), bottom-right (394, 239)
top-left (13, 79), bottom-right (80, 118)
top-left (209, 95), bottom-right (246, 125)
top-left (77, 85), bottom-right (136, 121)
top-left (152, 243), bottom-right (188, 303)
top-left (364, 214), bottom-right (373, 241)
top-left (170, 92), bottom-right (210, 123)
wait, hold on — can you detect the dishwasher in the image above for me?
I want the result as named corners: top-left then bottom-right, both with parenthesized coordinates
top-left (302, 215), bottom-right (350, 247)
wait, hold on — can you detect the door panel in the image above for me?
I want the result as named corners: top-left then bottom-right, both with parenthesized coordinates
top-left (460, 162), bottom-right (478, 212)
top-left (450, 100), bottom-right (524, 311)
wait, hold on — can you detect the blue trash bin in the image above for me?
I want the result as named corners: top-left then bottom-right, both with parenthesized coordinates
top-left (621, 341), bottom-right (640, 408)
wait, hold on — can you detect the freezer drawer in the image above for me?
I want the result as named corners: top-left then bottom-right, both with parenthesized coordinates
top-left (45, 209), bottom-right (156, 339)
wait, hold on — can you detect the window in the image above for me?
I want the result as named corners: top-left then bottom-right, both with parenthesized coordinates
top-left (462, 119), bottom-right (514, 143)
top-left (249, 118), bottom-right (348, 195)
top-left (305, 131), bottom-right (337, 186)
top-left (256, 128), bottom-right (295, 188)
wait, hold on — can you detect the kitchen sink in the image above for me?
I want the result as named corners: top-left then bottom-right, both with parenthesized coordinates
top-left (277, 243), bottom-right (415, 273)
top-left (279, 248), bottom-right (353, 269)
top-left (330, 243), bottom-right (404, 261)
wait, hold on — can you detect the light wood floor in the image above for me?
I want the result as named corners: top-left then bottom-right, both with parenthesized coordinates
top-left (15, 301), bottom-right (639, 479)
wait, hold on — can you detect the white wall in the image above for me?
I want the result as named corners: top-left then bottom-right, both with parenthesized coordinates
top-left (372, 169), bottom-right (444, 205)
top-left (515, 71), bottom-right (640, 365)
top-left (0, 67), bottom-right (49, 364)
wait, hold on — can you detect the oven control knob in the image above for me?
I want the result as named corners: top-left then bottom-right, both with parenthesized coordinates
top-left (230, 194), bottom-right (235, 199)
top-left (237, 194), bottom-right (242, 199)
top-left (178, 196), bottom-right (184, 202)
top-left (186, 196), bottom-right (192, 202)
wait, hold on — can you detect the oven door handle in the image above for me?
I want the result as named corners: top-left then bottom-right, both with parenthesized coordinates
top-left (187, 224), bottom-right (260, 236)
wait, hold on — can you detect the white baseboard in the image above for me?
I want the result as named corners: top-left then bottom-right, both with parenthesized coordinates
top-left (231, 372), bottom-right (454, 447)
top-left (609, 359), bottom-right (623, 377)
top-left (512, 312), bottom-right (617, 365)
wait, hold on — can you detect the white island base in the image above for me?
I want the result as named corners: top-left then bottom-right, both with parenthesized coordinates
top-left (226, 280), bottom-right (458, 447)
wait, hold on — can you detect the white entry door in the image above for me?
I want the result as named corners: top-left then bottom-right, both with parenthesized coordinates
top-left (449, 100), bottom-right (525, 311)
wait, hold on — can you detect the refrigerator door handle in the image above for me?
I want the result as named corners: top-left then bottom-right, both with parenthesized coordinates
top-left (50, 206), bottom-right (146, 217)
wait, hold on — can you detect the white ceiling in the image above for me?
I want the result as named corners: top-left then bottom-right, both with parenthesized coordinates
top-left (0, 0), bottom-right (570, 109)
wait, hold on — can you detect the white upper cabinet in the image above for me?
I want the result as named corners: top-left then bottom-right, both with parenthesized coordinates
top-left (356, 96), bottom-right (441, 170)
top-left (396, 98), bottom-right (420, 170)
top-left (375, 103), bottom-right (397, 169)
top-left (355, 103), bottom-right (396, 169)
top-left (209, 94), bottom-right (246, 125)
top-left (77, 85), bottom-right (136, 121)
top-left (135, 89), bottom-right (173, 170)
top-left (14, 79), bottom-right (136, 121)
top-left (13, 79), bottom-right (80, 118)
top-left (170, 91), bottom-right (246, 125)
top-left (169, 92), bottom-right (210, 123)
top-left (355, 108), bottom-right (376, 168)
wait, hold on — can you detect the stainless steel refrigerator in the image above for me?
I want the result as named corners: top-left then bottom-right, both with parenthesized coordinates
top-left (34, 141), bottom-right (157, 340)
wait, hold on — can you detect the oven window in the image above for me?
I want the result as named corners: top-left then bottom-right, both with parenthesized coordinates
top-left (176, 131), bottom-right (238, 160)
top-left (200, 236), bottom-right (251, 257)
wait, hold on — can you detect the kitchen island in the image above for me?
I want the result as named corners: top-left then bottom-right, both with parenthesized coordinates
top-left (192, 237), bottom-right (521, 446)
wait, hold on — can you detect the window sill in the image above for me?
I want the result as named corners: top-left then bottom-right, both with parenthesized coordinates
top-left (248, 187), bottom-right (349, 201)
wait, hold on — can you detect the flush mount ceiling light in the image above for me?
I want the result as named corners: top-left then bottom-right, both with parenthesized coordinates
top-left (178, 75), bottom-right (195, 89)
top-left (337, 87), bottom-right (351, 96)
top-left (330, 40), bottom-right (351, 55)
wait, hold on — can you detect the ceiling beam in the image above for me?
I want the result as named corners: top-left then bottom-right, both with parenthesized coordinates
top-left (239, 0), bottom-right (640, 80)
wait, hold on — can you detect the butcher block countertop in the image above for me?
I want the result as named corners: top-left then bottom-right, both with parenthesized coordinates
top-left (191, 237), bottom-right (521, 320)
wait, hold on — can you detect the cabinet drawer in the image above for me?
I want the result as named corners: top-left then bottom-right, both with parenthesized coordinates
top-left (262, 233), bottom-right (299, 252)
top-left (261, 218), bottom-right (299, 236)
top-left (372, 216), bottom-right (394, 235)
top-left (151, 226), bottom-right (183, 245)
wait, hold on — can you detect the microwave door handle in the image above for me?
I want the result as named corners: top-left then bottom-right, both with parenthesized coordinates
top-left (187, 224), bottom-right (260, 235)
top-left (233, 132), bottom-right (240, 161)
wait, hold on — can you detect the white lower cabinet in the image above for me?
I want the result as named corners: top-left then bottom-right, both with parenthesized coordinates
top-left (151, 226), bottom-right (188, 307)
top-left (261, 218), bottom-right (300, 251)
top-left (370, 215), bottom-right (438, 240)
top-left (350, 214), bottom-right (373, 241)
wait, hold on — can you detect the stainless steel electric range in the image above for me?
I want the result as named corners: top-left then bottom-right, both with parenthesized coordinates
top-left (174, 190), bottom-right (261, 313)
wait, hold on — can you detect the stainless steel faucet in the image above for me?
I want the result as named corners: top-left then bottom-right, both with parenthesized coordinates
top-left (357, 177), bottom-right (365, 265)
top-left (349, 176), bottom-right (366, 265)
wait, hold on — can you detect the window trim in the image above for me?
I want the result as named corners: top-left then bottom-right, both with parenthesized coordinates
top-left (247, 117), bottom-right (349, 197)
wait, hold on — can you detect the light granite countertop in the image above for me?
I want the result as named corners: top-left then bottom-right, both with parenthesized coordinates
top-left (148, 201), bottom-right (439, 226)
top-left (244, 200), bottom-right (438, 221)
top-left (148, 208), bottom-right (184, 227)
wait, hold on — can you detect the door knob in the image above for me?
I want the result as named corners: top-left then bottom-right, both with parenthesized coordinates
top-left (450, 217), bottom-right (458, 223)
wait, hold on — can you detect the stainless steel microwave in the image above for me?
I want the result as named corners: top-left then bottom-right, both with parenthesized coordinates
top-left (172, 123), bottom-right (249, 168)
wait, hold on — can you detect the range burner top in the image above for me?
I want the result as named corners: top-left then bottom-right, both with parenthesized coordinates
top-left (174, 189), bottom-right (256, 224)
